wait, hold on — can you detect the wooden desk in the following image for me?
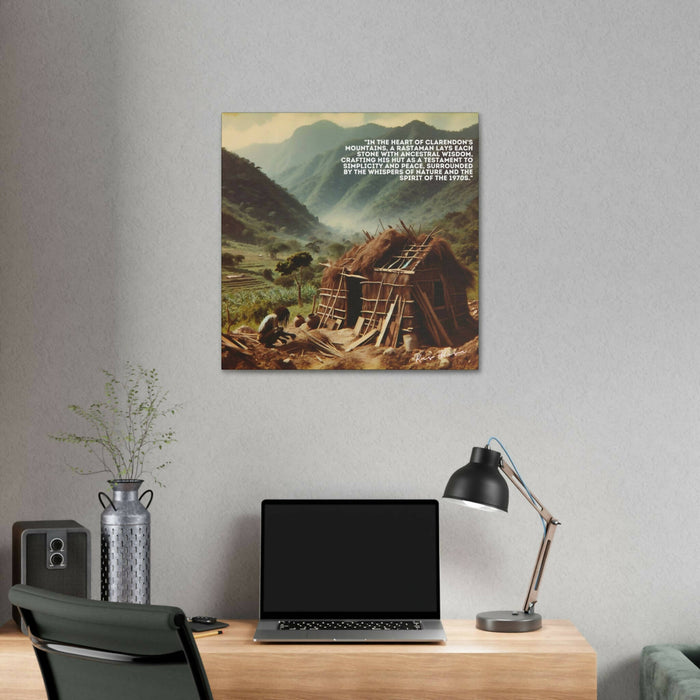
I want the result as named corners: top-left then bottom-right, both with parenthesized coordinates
top-left (0, 619), bottom-right (596, 699)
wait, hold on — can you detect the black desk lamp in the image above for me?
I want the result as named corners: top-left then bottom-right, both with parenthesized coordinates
top-left (443, 442), bottom-right (560, 632)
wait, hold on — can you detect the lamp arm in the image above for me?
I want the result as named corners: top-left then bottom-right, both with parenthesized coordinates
top-left (499, 460), bottom-right (560, 615)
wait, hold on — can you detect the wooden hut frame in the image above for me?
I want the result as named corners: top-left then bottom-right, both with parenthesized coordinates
top-left (317, 223), bottom-right (476, 348)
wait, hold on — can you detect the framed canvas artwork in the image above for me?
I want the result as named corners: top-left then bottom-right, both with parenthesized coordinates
top-left (222, 112), bottom-right (479, 370)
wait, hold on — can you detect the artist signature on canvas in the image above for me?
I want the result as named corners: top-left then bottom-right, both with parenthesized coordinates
top-left (411, 348), bottom-right (467, 364)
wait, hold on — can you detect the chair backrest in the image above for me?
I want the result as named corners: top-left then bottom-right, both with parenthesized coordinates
top-left (9, 584), bottom-right (213, 700)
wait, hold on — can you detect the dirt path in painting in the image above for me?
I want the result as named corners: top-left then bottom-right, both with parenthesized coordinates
top-left (222, 312), bottom-right (479, 371)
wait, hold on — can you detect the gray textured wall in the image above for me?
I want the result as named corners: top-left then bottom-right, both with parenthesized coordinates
top-left (1, 1), bottom-right (698, 698)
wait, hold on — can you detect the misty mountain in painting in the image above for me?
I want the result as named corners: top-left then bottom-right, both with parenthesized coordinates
top-left (239, 119), bottom-right (479, 234)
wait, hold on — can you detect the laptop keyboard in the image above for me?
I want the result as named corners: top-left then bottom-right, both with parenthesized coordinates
top-left (278, 620), bottom-right (423, 631)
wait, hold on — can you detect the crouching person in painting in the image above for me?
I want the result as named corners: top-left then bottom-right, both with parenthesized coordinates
top-left (258, 306), bottom-right (295, 347)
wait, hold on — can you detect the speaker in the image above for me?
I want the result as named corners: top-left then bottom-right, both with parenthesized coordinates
top-left (12, 520), bottom-right (91, 629)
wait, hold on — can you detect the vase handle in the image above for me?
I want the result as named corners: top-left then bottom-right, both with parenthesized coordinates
top-left (98, 492), bottom-right (116, 511)
top-left (139, 489), bottom-right (154, 510)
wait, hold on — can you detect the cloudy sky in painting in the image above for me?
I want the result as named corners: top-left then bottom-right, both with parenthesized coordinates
top-left (222, 113), bottom-right (478, 151)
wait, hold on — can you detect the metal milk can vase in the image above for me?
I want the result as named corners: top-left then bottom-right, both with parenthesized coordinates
top-left (99, 479), bottom-right (153, 604)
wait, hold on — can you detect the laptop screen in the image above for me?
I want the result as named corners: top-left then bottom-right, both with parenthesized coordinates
top-left (260, 500), bottom-right (440, 619)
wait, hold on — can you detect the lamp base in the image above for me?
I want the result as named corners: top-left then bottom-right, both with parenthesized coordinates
top-left (476, 610), bottom-right (542, 632)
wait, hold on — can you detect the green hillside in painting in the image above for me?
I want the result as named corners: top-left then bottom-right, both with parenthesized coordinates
top-left (221, 148), bottom-right (331, 245)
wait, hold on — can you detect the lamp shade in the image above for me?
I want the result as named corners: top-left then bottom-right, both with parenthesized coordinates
top-left (442, 447), bottom-right (509, 512)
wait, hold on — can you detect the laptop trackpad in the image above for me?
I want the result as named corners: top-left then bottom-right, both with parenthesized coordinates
top-left (327, 631), bottom-right (360, 641)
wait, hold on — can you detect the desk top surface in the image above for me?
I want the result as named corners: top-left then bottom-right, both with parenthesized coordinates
top-left (1, 618), bottom-right (594, 656)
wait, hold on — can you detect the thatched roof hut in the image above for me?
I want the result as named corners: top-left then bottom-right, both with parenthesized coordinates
top-left (317, 224), bottom-right (476, 348)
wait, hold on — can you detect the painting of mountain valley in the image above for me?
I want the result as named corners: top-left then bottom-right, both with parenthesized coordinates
top-left (221, 113), bottom-right (479, 370)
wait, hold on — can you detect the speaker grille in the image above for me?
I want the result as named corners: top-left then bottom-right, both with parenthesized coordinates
top-left (12, 521), bottom-right (91, 628)
top-left (23, 532), bottom-right (89, 596)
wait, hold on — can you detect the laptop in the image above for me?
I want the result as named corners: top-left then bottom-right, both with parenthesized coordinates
top-left (254, 499), bottom-right (446, 643)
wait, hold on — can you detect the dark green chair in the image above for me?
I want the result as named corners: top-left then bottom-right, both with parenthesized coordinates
top-left (9, 584), bottom-right (213, 700)
top-left (641, 645), bottom-right (700, 700)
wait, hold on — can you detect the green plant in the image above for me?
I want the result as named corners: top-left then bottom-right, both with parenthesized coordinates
top-left (50, 363), bottom-right (180, 486)
top-left (276, 251), bottom-right (313, 306)
top-left (222, 252), bottom-right (245, 267)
